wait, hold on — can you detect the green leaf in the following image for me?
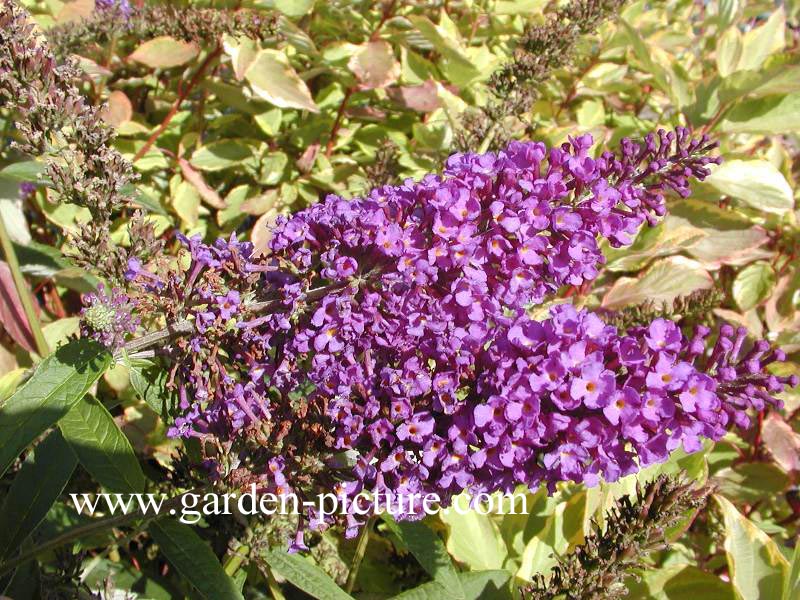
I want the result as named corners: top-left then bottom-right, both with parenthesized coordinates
top-left (58, 394), bottom-right (145, 493)
top-left (12, 240), bottom-right (98, 293)
top-left (382, 516), bottom-right (463, 597)
top-left (0, 340), bottom-right (111, 479)
top-left (619, 19), bottom-right (669, 92)
top-left (407, 15), bottom-right (482, 86)
top-left (458, 570), bottom-right (512, 599)
top-left (516, 490), bottom-right (588, 581)
top-left (715, 495), bottom-right (789, 600)
top-left (716, 27), bottom-right (742, 77)
top-left (274, 0), bottom-right (315, 18)
top-left (391, 571), bottom-right (511, 600)
top-left (626, 564), bottom-right (735, 599)
top-left (705, 159), bottom-right (794, 215)
top-left (129, 36), bottom-right (200, 69)
top-left (721, 93), bottom-right (800, 135)
top-left (784, 542), bottom-right (800, 600)
top-left (0, 368), bottom-right (25, 403)
top-left (440, 502), bottom-right (507, 571)
top-left (0, 429), bottom-right (77, 562)
top-left (719, 66), bottom-right (800, 103)
top-left (493, 0), bottom-right (547, 14)
top-left (190, 140), bottom-right (255, 172)
top-left (171, 180), bottom-right (200, 227)
top-left (391, 581), bottom-right (452, 600)
top-left (3, 556), bottom-right (40, 599)
top-left (149, 518), bottom-right (244, 600)
top-left (737, 8), bottom-right (785, 72)
top-left (261, 549), bottom-right (354, 600)
top-left (245, 49), bottom-right (319, 113)
top-left (0, 161), bottom-right (47, 184)
top-left (42, 318), bottom-right (80, 350)
top-left (254, 108), bottom-right (283, 137)
top-left (128, 360), bottom-right (170, 415)
top-left (602, 256), bottom-right (712, 309)
top-left (714, 463), bottom-right (789, 504)
top-left (516, 516), bottom-right (557, 581)
top-left (604, 216), bottom-right (706, 272)
top-left (717, 0), bottom-right (740, 30)
top-left (732, 262), bottom-right (776, 311)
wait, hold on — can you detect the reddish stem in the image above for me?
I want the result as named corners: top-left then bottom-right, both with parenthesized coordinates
top-left (133, 46), bottom-right (222, 163)
top-left (325, 0), bottom-right (397, 157)
top-left (325, 87), bottom-right (354, 157)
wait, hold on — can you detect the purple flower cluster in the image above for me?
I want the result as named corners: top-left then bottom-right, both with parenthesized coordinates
top-left (81, 284), bottom-right (138, 350)
top-left (460, 306), bottom-right (793, 491)
top-left (95, 0), bottom-right (132, 18)
top-left (119, 129), bottom-right (792, 546)
top-left (18, 182), bottom-right (36, 199)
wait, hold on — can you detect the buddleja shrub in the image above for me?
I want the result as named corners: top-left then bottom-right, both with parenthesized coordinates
top-left (1, 0), bottom-right (799, 598)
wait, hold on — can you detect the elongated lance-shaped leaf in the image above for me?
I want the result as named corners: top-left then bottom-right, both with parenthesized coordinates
top-left (0, 339), bottom-right (111, 478)
top-left (149, 518), bottom-right (244, 600)
top-left (58, 393), bottom-right (145, 493)
top-left (262, 548), bottom-right (355, 600)
top-left (0, 429), bottom-right (77, 563)
top-left (382, 515), bottom-right (465, 599)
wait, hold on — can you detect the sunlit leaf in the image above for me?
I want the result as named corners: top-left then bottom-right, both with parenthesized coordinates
top-left (705, 160), bottom-right (794, 215)
top-left (721, 93), bottom-right (800, 135)
top-left (715, 495), bottom-right (788, 600)
top-left (761, 414), bottom-right (800, 474)
top-left (737, 8), bottom-right (785, 72)
top-left (602, 256), bottom-right (713, 309)
top-left (348, 40), bottom-right (400, 90)
top-left (190, 140), bottom-right (255, 172)
top-left (129, 36), bottom-right (200, 69)
top-left (245, 49), bottom-right (319, 113)
top-left (732, 261), bottom-right (776, 311)
top-left (440, 501), bottom-right (507, 571)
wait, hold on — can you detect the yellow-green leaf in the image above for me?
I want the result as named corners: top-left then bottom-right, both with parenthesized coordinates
top-left (705, 159), bottom-right (794, 215)
top-left (732, 262), bottom-right (776, 311)
top-left (129, 36), bottom-right (200, 69)
top-left (245, 49), bottom-right (319, 113)
top-left (440, 499), bottom-right (507, 571)
top-left (737, 8), bottom-right (785, 72)
top-left (715, 495), bottom-right (789, 600)
top-left (602, 256), bottom-right (713, 309)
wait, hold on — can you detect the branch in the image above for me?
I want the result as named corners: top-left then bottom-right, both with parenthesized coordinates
top-left (120, 281), bottom-right (349, 355)
top-left (133, 46), bottom-right (223, 163)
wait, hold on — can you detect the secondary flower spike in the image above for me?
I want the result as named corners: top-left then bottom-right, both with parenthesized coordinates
top-left (110, 129), bottom-right (793, 548)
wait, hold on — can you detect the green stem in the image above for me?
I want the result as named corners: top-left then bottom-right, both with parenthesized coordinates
top-left (265, 564), bottom-right (286, 600)
top-left (223, 543), bottom-right (250, 577)
top-left (344, 517), bottom-right (372, 594)
top-left (477, 122), bottom-right (500, 154)
top-left (0, 488), bottom-right (203, 578)
top-left (0, 212), bottom-right (49, 357)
